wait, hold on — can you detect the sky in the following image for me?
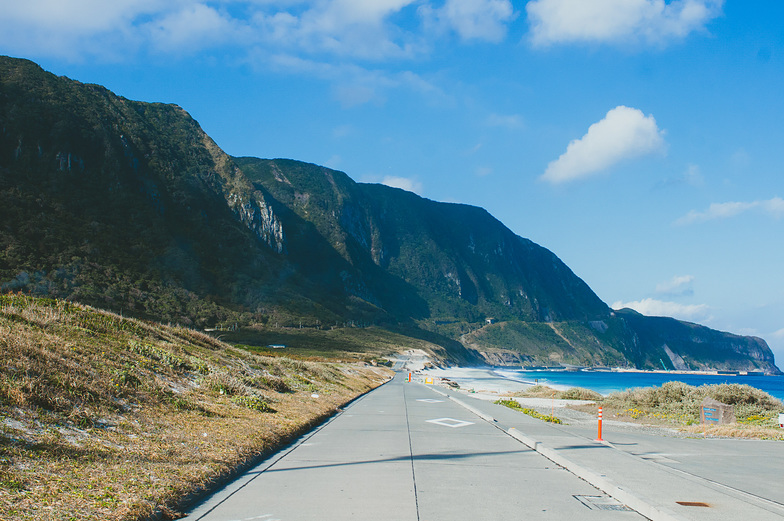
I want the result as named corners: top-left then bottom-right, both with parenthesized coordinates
top-left (2, 0), bottom-right (784, 364)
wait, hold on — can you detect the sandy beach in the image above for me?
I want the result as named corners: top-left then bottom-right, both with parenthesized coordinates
top-left (416, 365), bottom-right (598, 408)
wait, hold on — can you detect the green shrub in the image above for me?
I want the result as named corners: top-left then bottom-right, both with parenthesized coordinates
top-left (201, 372), bottom-right (247, 396)
top-left (128, 341), bottom-right (192, 371)
top-left (231, 395), bottom-right (275, 413)
top-left (559, 387), bottom-right (603, 401)
top-left (602, 381), bottom-right (784, 425)
top-left (494, 399), bottom-right (562, 424)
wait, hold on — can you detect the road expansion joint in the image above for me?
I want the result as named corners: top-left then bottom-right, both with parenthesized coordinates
top-left (402, 382), bottom-right (422, 521)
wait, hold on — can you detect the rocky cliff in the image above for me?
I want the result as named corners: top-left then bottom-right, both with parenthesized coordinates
top-left (0, 56), bottom-right (779, 373)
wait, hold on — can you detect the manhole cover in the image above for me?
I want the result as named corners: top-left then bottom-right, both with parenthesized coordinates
top-left (574, 495), bottom-right (631, 511)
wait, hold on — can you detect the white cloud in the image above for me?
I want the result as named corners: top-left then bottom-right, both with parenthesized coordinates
top-left (429, 0), bottom-right (516, 43)
top-left (1, 0), bottom-right (159, 32)
top-left (0, 0), bottom-right (162, 59)
top-left (260, 53), bottom-right (442, 107)
top-left (253, 0), bottom-right (422, 60)
top-left (526, 0), bottom-right (724, 47)
top-left (144, 4), bottom-right (242, 52)
top-left (0, 0), bottom-right (425, 61)
top-left (485, 112), bottom-right (524, 129)
top-left (612, 298), bottom-right (710, 322)
top-left (675, 197), bottom-right (784, 225)
top-left (655, 275), bottom-right (694, 296)
top-left (0, 0), bottom-right (509, 107)
top-left (541, 106), bottom-right (665, 184)
top-left (381, 176), bottom-right (423, 195)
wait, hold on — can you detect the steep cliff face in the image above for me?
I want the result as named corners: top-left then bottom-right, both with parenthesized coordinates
top-left (0, 56), bottom-right (778, 373)
top-left (0, 57), bottom-right (292, 323)
top-left (613, 309), bottom-right (779, 373)
top-left (235, 158), bottom-right (610, 325)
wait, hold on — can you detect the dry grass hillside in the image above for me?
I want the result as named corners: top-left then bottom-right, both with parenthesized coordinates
top-left (0, 295), bottom-right (391, 520)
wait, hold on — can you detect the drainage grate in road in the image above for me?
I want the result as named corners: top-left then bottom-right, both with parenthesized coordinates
top-left (574, 495), bottom-right (632, 511)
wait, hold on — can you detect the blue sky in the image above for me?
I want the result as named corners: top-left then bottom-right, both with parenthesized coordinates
top-left (3, 0), bottom-right (784, 364)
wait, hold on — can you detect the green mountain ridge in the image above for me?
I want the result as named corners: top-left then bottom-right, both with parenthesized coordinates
top-left (0, 56), bottom-right (779, 374)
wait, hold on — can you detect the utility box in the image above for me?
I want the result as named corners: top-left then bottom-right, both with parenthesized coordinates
top-left (700, 397), bottom-right (735, 425)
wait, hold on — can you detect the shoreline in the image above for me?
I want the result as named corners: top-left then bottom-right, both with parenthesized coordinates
top-left (418, 366), bottom-right (591, 408)
top-left (518, 366), bottom-right (775, 376)
top-left (415, 363), bottom-right (784, 402)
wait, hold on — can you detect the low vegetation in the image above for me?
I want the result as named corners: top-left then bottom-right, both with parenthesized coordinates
top-left (494, 399), bottom-right (563, 424)
top-left (0, 295), bottom-right (391, 520)
top-left (224, 324), bottom-right (445, 361)
top-left (599, 381), bottom-right (784, 438)
top-left (508, 385), bottom-right (603, 401)
top-left (504, 381), bottom-right (783, 439)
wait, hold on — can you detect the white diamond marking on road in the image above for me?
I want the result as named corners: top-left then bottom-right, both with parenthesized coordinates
top-left (426, 417), bottom-right (475, 428)
top-left (417, 399), bottom-right (443, 403)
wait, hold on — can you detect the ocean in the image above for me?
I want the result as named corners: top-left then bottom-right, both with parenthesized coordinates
top-left (495, 369), bottom-right (784, 402)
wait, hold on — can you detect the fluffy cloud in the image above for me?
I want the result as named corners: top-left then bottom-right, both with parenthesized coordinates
top-left (0, 0), bottom-right (162, 59)
top-left (675, 197), bottom-right (784, 225)
top-left (144, 4), bottom-right (243, 52)
top-left (0, 1), bottom-right (426, 61)
top-left (253, 0), bottom-right (422, 60)
top-left (526, 0), bottom-right (724, 46)
top-left (541, 106), bottom-right (665, 184)
top-left (655, 275), bottom-right (694, 296)
top-left (612, 298), bottom-right (710, 322)
top-left (381, 176), bottom-right (423, 195)
top-left (424, 0), bottom-right (516, 43)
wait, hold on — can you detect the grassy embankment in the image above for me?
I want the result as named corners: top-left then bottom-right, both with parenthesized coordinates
top-left (220, 323), bottom-right (447, 362)
top-left (0, 295), bottom-right (393, 520)
top-left (506, 382), bottom-right (784, 439)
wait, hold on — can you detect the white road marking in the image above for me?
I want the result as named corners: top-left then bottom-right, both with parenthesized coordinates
top-left (426, 417), bottom-right (475, 428)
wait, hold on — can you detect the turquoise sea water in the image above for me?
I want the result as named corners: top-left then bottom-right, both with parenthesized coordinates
top-left (496, 370), bottom-right (784, 402)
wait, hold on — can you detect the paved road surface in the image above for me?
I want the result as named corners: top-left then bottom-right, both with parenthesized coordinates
top-left (183, 372), bottom-right (643, 520)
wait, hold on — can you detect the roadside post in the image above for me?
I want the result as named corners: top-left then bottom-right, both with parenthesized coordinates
top-left (408, 372), bottom-right (411, 383)
top-left (779, 413), bottom-right (783, 428)
top-left (595, 406), bottom-right (603, 442)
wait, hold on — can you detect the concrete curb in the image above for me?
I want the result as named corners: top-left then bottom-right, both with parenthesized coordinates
top-left (425, 384), bottom-right (686, 521)
top-left (505, 428), bottom-right (687, 521)
top-left (424, 385), bottom-right (496, 423)
top-left (448, 396), bottom-right (496, 423)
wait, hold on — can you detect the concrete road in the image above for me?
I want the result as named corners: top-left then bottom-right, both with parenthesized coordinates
top-left (183, 373), bottom-right (644, 520)
top-left (436, 385), bottom-right (784, 521)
